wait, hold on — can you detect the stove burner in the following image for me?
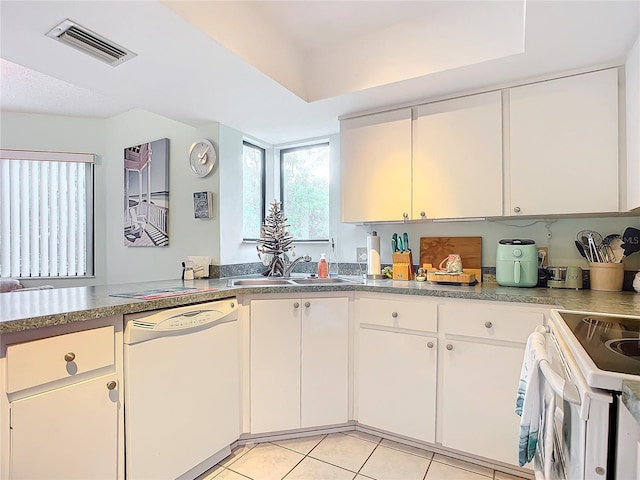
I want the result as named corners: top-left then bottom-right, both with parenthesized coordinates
top-left (605, 339), bottom-right (640, 359)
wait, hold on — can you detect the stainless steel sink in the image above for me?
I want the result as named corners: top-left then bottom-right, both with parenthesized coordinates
top-left (227, 277), bottom-right (358, 287)
top-left (228, 278), bottom-right (294, 286)
top-left (291, 278), bottom-right (350, 285)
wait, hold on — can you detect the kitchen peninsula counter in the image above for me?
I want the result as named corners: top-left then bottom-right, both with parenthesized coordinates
top-left (2, 276), bottom-right (639, 334)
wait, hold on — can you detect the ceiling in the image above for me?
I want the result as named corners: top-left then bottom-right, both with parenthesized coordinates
top-left (1, 0), bottom-right (638, 145)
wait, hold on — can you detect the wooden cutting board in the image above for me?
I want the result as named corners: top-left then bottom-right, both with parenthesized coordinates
top-left (420, 236), bottom-right (482, 282)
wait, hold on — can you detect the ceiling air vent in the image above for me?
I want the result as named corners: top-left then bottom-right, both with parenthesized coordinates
top-left (46, 19), bottom-right (136, 67)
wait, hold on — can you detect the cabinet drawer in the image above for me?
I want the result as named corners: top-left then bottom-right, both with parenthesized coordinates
top-left (358, 297), bottom-right (437, 332)
top-left (7, 326), bottom-right (115, 394)
top-left (440, 304), bottom-right (545, 343)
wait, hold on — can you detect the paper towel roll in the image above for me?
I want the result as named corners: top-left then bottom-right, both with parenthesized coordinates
top-left (367, 234), bottom-right (381, 275)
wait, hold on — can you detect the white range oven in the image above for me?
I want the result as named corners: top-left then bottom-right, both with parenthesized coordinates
top-left (532, 309), bottom-right (640, 480)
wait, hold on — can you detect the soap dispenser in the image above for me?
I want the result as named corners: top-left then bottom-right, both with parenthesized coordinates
top-left (318, 253), bottom-right (328, 278)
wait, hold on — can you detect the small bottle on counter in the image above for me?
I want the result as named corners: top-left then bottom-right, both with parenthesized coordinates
top-left (318, 253), bottom-right (329, 278)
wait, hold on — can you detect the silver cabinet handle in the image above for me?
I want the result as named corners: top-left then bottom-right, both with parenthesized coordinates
top-left (485, 321), bottom-right (493, 328)
top-left (106, 380), bottom-right (117, 391)
top-left (427, 341), bottom-right (434, 349)
top-left (391, 312), bottom-right (398, 318)
top-left (403, 212), bottom-right (409, 220)
top-left (513, 206), bottom-right (521, 213)
top-left (305, 301), bottom-right (310, 308)
top-left (293, 302), bottom-right (300, 308)
top-left (64, 352), bottom-right (76, 362)
top-left (446, 344), bottom-right (454, 351)
top-left (420, 211), bottom-right (427, 219)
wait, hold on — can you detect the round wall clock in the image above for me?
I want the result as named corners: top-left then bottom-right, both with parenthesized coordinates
top-left (188, 139), bottom-right (216, 178)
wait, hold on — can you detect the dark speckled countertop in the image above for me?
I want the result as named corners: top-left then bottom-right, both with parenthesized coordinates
top-left (2, 275), bottom-right (640, 414)
top-left (2, 275), bottom-right (639, 334)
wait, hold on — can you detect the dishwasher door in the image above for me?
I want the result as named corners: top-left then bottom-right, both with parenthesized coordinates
top-left (124, 299), bottom-right (239, 480)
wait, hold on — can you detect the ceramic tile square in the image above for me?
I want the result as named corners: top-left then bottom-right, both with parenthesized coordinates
top-left (226, 442), bottom-right (304, 480)
top-left (274, 434), bottom-right (326, 455)
top-left (221, 444), bottom-right (257, 467)
top-left (379, 438), bottom-right (434, 459)
top-left (344, 430), bottom-right (382, 444)
top-left (359, 444), bottom-right (431, 480)
top-left (432, 454), bottom-right (493, 478)
top-left (309, 433), bottom-right (378, 472)
top-left (210, 468), bottom-right (253, 480)
top-left (284, 456), bottom-right (356, 480)
top-left (425, 461), bottom-right (491, 480)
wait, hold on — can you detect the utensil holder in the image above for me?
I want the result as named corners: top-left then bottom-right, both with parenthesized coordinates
top-left (392, 252), bottom-right (414, 281)
top-left (589, 262), bottom-right (624, 292)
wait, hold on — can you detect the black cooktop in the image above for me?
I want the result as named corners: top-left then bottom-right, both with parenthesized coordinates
top-left (558, 311), bottom-right (640, 377)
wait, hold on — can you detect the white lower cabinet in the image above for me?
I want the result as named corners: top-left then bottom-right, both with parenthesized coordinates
top-left (439, 303), bottom-right (546, 466)
top-left (1, 317), bottom-right (124, 480)
top-left (358, 327), bottom-right (437, 443)
top-left (250, 296), bottom-right (349, 434)
top-left (10, 373), bottom-right (120, 479)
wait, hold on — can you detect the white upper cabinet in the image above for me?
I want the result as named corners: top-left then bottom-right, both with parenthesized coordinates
top-left (508, 68), bottom-right (619, 216)
top-left (341, 108), bottom-right (412, 222)
top-left (413, 91), bottom-right (503, 219)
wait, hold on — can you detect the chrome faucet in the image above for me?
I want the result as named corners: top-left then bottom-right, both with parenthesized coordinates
top-left (283, 254), bottom-right (312, 278)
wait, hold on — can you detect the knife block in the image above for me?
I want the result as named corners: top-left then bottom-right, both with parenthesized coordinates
top-left (392, 251), bottom-right (414, 280)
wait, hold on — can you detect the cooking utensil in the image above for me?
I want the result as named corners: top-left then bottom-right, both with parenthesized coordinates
top-left (622, 227), bottom-right (640, 258)
top-left (575, 240), bottom-right (588, 260)
top-left (608, 235), bottom-right (625, 263)
top-left (397, 235), bottom-right (404, 253)
top-left (392, 233), bottom-right (399, 253)
top-left (577, 230), bottom-right (603, 262)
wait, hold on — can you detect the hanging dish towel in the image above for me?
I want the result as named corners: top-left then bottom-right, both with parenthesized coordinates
top-left (515, 331), bottom-right (546, 467)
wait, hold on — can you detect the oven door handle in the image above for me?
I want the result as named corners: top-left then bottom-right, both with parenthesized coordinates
top-left (534, 325), bottom-right (581, 406)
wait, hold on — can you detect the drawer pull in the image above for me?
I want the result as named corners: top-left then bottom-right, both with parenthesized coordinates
top-left (293, 302), bottom-right (300, 308)
top-left (427, 341), bottom-right (434, 349)
top-left (106, 380), bottom-right (117, 391)
top-left (446, 344), bottom-right (454, 351)
top-left (485, 321), bottom-right (493, 329)
top-left (305, 301), bottom-right (311, 308)
top-left (64, 352), bottom-right (76, 362)
top-left (391, 312), bottom-right (398, 318)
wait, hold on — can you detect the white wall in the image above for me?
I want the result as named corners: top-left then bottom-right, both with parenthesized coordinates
top-left (103, 110), bottom-right (221, 284)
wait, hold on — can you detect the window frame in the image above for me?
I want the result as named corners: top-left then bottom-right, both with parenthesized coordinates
top-left (242, 140), bottom-right (266, 241)
top-left (0, 149), bottom-right (95, 279)
top-left (279, 141), bottom-right (330, 243)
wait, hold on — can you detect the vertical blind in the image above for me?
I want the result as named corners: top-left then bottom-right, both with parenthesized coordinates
top-left (0, 149), bottom-right (94, 278)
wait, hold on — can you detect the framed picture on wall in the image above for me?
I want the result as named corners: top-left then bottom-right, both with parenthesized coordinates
top-left (193, 191), bottom-right (213, 219)
top-left (123, 138), bottom-right (169, 247)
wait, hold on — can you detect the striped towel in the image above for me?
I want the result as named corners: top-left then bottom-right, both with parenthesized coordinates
top-left (515, 331), bottom-right (546, 467)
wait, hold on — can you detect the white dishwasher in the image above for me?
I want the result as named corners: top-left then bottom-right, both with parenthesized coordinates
top-left (124, 298), bottom-right (239, 480)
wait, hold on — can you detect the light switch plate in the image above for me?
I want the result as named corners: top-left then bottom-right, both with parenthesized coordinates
top-left (356, 247), bottom-right (367, 263)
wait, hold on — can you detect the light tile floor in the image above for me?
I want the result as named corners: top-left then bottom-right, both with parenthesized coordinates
top-left (197, 431), bottom-right (530, 480)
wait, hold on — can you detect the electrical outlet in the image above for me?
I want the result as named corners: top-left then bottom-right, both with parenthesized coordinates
top-left (356, 247), bottom-right (367, 263)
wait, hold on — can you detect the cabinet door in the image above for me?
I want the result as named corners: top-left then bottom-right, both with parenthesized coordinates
top-left (509, 68), bottom-right (619, 216)
top-left (358, 327), bottom-right (436, 443)
top-left (441, 339), bottom-right (524, 466)
top-left (301, 297), bottom-right (349, 428)
top-left (341, 109), bottom-right (412, 222)
top-left (413, 91), bottom-right (503, 219)
top-left (250, 299), bottom-right (301, 433)
top-left (10, 374), bottom-right (119, 479)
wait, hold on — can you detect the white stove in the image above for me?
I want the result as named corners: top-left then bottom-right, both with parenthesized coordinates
top-left (551, 309), bottom-right (640, 391)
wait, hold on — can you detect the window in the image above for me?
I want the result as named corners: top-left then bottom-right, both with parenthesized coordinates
top-left (280, 143), bottom-right (330, 241)
top-left (0, 149), bottom-right (94, 278)
top-left (242, 141), bottom-right (265, 240)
